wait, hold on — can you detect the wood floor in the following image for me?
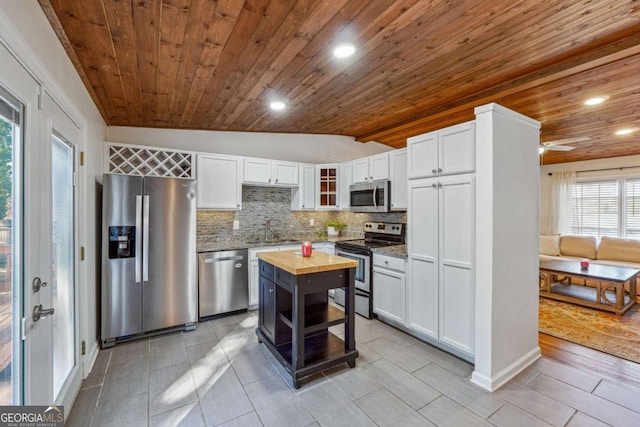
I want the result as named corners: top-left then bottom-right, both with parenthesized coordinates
top-left (539, 332), bottom-right (640, 391)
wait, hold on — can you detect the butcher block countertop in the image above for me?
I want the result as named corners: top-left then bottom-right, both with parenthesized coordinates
top-left (257, 249), bottom-right (358, 275)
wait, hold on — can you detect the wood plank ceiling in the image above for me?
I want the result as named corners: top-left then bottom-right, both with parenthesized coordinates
top-left (39, 0), bottom-right (640, 164)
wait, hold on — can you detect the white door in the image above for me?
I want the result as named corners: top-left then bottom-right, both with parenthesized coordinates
top-left (369, 153), bottom-right (389, 181)
top-left (407, 131), bottom-right (438, 179)
top-left (352, 158), bottom-right (370, 183)
top-left (438, 175), bottom-right (474, 355)
top-left (273, 161), bottom-right (298, 186)
top-left (197, 154), bottom-right (242, 209)
top-left (407, 179), bottom-right (438, 337)
top-left (1, 34), bottom-right (82, 411)
top-left (438, 121), bottom-right (475, 176)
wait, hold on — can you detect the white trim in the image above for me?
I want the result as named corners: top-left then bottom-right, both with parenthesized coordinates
top-left (470, 346), bottom-right (541, 391)
top-left (0, 8), bottom-right (87, 132)
top-left (474, 103), bottom-right (541, 129)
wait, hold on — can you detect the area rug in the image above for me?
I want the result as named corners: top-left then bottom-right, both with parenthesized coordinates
top-left (539, 298), bottom-right (640, 364)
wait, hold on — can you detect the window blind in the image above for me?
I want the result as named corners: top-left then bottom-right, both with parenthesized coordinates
top-left (625, 179), bottom-right (640, 238)
top-left (570, 180), bottom-right (619, 238)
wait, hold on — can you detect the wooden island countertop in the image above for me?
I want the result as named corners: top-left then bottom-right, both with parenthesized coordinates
top-left (257, 249), bottom-right (357, 275)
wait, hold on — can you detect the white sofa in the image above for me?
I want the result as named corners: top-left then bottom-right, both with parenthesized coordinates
top-left (540, 234), bottom-right (640, 298)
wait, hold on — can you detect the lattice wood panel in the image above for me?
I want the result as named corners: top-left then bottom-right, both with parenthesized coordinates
top-left (107, 144), bottom-right (193, 178)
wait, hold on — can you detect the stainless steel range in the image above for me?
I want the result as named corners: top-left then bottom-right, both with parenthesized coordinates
top-left (334, 222), bottom-right (405, 318)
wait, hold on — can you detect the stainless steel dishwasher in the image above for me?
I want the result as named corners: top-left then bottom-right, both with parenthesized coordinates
top-left (198, 249), bottom-right (248, 318)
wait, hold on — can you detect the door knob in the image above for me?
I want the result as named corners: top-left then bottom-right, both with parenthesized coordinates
top-left (32, 277), bottom-right (48, 293)
top-left (33, 304), bottom-right (55, 322)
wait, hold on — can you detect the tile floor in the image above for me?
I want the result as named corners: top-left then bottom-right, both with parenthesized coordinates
top-left (68, 311), bottom-right (640, 427)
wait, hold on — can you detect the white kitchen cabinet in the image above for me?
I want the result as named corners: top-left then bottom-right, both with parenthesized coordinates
top-left (373, 254), bottom-right (406, 324)
top-left (352, 153), bottom-right (390, 184)
top-left (243, 157), bottom-right (299, 186)
top-left (339, 162), bottom-right (352, 210)
top-left (312, 242), bottom-right (335, 254)
top-left (389, 148), bottom-right (407, 210)
top-left (316, 164), bottom-right (340, 210)
top-left (196, 153), bottom-right (243, 209)
top-left (291, 163), bottom-right (316, 210)
top-left (408, 121), bottom-right (475, 179)
top-left (407, 174), bottom-right (475, 357)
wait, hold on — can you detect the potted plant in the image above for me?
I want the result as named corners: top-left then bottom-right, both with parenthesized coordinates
top-left (325, 218), bottom-right (347, 237)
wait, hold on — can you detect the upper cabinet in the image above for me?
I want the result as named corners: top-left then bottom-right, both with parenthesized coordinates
top-left (352, 153), bottom-right (390, 184)
top-left (316, 164), bottom-right (340, 210)
top-left (243, 157), bottom-right (299, 186)
top-left (197, 153), bottom-right (243, 210)
top-left (339, 162), bottom-right (352, 210)
top-left (407, 121), bottom-right (475, 179)
top-left (291, 163), bottom-right (316, 210)
top-left (389, 148), bottom-right (407, 210)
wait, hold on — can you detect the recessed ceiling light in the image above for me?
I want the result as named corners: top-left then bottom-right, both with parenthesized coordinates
top-left (584, 96), bottom-right (609, 106)
top-left (615, 127), bottom-right (639, 136)
top-left (333, 43), bottom-right (356, 58)
top-left (539, 146), bottom-right (545, 154)
top-left (269, 101), bottom-right (286, 111)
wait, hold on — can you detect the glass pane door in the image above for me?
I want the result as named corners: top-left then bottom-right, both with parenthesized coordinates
top-left (0, 86), bottom-right (23, 404)
top-left (51, 133), bottom-right (74, 398)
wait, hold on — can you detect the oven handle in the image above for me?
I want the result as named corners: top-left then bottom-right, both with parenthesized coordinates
top-left (336, 250), bottom-right (369, 262)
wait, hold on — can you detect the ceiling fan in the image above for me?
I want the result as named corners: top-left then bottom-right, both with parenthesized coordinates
top-left (540, 136), bottom-right (590, 152)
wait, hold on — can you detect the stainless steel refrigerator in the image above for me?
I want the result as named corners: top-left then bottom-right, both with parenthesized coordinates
top-left (101, 174), bottom-right (197, 347)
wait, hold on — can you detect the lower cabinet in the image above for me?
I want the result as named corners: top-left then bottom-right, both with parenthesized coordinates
top-left (259, 276), bottom-right (276, 342)
top-left (373, 254), bottom-right (406, 324)
top-left (249, 247), bottom-right (280, 309)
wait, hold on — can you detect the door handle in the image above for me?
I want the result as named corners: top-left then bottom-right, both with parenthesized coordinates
top-left (143, 195), bottom-right (150, 282)
top-left (32, 277), bottom-right (48, 293)
top-left (372, 184), bottom-right (378, 209)
top-left (33, 304), bottom-right (55, 322)
top-left (135, 195), bottom-right (142, 283)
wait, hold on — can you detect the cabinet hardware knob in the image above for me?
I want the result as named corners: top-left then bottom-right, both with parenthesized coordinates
top-left (275, 179), bottom-right (278, 183)
top-left (268, 178), bottom-right (271, 183)
top-left (269, 288), bottom-right (274, 293)
top-left (432, 169), bottom-right (437, 174)
top-left (432, 183), bottom-right (437, 188)
top-left (437, 168), bottom-right (442, 173)
top-left (438, 183), bottom-right (443, 188)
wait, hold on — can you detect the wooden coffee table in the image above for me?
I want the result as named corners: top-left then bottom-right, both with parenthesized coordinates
top-left (539, 260), bottom-right (639, 315)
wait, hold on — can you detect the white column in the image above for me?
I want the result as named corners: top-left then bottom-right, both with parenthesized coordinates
top-left (471, 103), bottom-right (541, 391)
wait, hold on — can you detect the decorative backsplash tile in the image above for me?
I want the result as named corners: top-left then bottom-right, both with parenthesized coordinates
top-left (197, 186), bottom-right (406, 241)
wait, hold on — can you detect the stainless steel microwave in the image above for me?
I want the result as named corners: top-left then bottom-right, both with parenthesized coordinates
top-left (349, 180), bottom-right (391, 212)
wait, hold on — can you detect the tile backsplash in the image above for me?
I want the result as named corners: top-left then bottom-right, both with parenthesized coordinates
top-left (197, 186), bottom-right (406, 241)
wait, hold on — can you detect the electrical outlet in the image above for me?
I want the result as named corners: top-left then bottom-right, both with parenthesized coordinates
top-left (233, 220), bottom-right (239, 230)
top-left (310, 219), bottom-right (315, 226)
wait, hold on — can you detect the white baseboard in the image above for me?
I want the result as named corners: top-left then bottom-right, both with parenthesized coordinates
top-left (83, 342), bottom-right (100, 379)
top-left (470, 346), bottom-right (541, 391)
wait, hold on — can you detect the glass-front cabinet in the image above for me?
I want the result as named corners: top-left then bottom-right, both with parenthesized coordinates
top-left (316, 164), bottom-right (339, 209)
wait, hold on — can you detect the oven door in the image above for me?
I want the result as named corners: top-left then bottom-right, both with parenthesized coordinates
top-left (336, 249), bottom-right (370, 292)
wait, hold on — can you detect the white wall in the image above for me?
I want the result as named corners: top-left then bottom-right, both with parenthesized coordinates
top-left (0, 1), bottom-right (106, 374)
top-left (107, 126), bottom-right (391, 163)
top-left (540, 154), bottom-right (640, 234)
top-left (472, 104), bottom-right (541, 391)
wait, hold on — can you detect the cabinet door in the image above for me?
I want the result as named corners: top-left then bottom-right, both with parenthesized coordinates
top-left (244, 157), bottom-right (272, 184)
top-left (249, 260), bottom-right (259, 307)
top-left (438, 175), bottom-right (474, 355)
top-left (339, 162), bottom-right (352, 210)
top-left (406, 180), bottom-right (439, 337)
top-left (197, 154), bottom-right (242, 209)
top-left (370, 153), bottom-right (390, 181)
top-left (301, 164), bottom-right (315, 209)
top-left (373, 268), bottom-right (405, 324)
top-left (352, 158), bottom-right (370, 183)
top-left (407, 132), bottom-right (438, 179)
top-left (316, 164), bottom-right (339, 209)
top-left (259, 276), bottom-right (276, 343)
top-left (439, 121), bottom-right (475, 176)
top-left (273, 161), bottom-right (299, 186)
top-left (389, 149), bottom-right (407, 210)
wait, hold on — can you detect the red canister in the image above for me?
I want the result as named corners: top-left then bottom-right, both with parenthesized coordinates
top-left (580, 259), bottom-right (589, 269)
top-left (302, 241), bottom-right (312, 257)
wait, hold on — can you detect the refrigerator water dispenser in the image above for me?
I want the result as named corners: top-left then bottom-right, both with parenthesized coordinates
top-left (108, 226), bottom-right (136, 259)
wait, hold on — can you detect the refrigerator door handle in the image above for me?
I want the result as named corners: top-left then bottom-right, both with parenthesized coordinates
top-left (143, 195), bottom-right (150, 282)
top-left (135, 195), bottom-right (142, 283)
